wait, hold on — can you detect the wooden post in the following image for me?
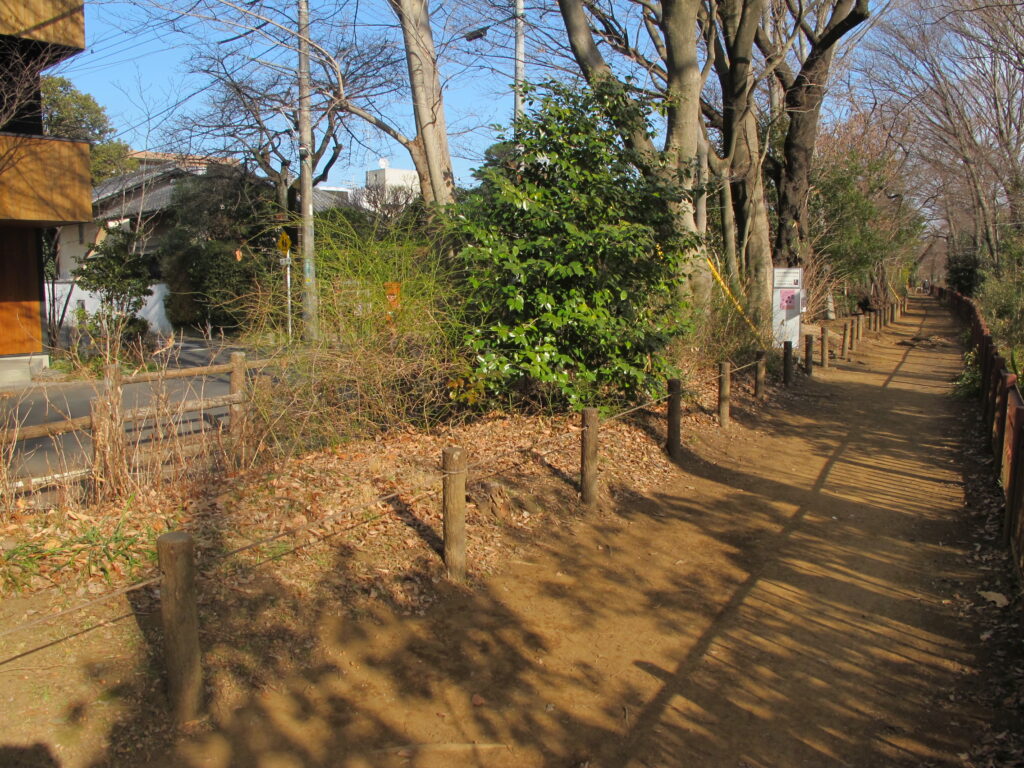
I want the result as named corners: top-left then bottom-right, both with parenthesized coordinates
top-left (580, 408), bottom-right (599, 508)
top-left (980, 335), bottom-right (993, 403)
top-left (442, 446), bottom-right (467, 582)
top-left (840, 323), bottom-right (849, 359)
top-left (229, 352), bottom-right (247, 437)
top-left (89, 398), bottom-right (106, 503)
top-left (754, 351), bottom-right (766, 399)
top-left (857, 314), bottom-right (864, 341)
top-left (157, 531), bottom-right (202, 725)
top-left (667, 379), bottom-right (682, 459)
top-left (783, 341), bottom-right (794, 386)
top-left (804, 334), bottom-right (814, 376)
top-left (718, 362), bottom-right (731, 428)
top-left (820, 327), bottom-right (829, 369)
top-left (92, 364), bottom-right (125, 502)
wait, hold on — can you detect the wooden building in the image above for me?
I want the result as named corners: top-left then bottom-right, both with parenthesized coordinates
top-left (0, 1), bottom-right (90, 383)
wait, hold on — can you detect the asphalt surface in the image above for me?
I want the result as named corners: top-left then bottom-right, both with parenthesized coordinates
top-left (2, 339), bottom-right (237, 481)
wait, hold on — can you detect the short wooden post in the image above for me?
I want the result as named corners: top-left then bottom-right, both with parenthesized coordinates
top-left (442, 446), bottom-right (467, 582)
top-left (667, 379), bottom-right (682, 460)
top-left (92, 364), bottom-right (125, 502)
top-left (783, 341), bottom-right (794, 386)
top-left (229, 352), bottom-right (247, 436)
top-left (840, 323), bottom-right (849, 359)
top-left (804, 334), bottom-right (814, 376)
top-left (105, 364), bottom-right (125, 458)
top-left (580, 408), bottom-right (599, 508)
top-left (754, 351), bottom-right (766, 399)
top-left (157, 531), bottom-right (202, 725)
top-left (718, 362), bottom-right (731, 428)
top-left (90, 398), bottom-right (106, 503)
top-left (856, 315), bottom-right (864, 341)
top-left (820, 327), bottom-right (829, 369)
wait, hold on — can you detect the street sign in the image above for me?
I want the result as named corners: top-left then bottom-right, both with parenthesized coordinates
top-left (276, 231), bottom-right (291, 254)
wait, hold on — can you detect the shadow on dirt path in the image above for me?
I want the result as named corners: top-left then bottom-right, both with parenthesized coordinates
top-left (2, 295), bottom-right (1002, 767)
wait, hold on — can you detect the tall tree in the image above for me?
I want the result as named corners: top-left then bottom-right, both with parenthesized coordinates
top-left (758, 0), bottom-right (871, 266)
top-left (40, 76), bottom-right (137, 184)
top-left (146, 0), bottom-right (456, 207)
top-left (556, 0), bottom-right (709, 298)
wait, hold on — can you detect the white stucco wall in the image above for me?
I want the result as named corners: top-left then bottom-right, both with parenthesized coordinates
top-left (46, 281), bottom-right (173, 336)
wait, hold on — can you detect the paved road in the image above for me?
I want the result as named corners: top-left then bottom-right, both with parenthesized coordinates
top-left (2, 338), bottom-right (239, 481)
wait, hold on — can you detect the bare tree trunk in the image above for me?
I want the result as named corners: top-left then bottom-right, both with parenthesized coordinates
top-left (761, 0), bottom-right (870, 266)
top-left (389, 0), bottom-right (454, 207)
top-left (730, 109), bottom-right (773, 316)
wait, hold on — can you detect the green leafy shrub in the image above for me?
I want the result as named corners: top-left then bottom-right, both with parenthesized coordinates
top-left (73, 227), bottom-right (153, 317)
top-left (953, 348), bottom-right (982, 398)
top-left (452, 81), bottom-right (692, 409)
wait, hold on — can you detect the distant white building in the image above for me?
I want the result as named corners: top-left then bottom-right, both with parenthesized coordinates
top-left (365, 166), bottom-right (419, 191)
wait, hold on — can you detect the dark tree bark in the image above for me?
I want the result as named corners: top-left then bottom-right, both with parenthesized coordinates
top-left (758, 0), bottom-right (870, 266)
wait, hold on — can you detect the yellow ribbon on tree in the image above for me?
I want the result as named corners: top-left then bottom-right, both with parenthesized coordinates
top-left (705, 257), bottom-right (761, 338)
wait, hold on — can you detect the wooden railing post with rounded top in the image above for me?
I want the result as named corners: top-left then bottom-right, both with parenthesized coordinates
top-left (754, 351), bottom-right (766, 399)
top-left (840, 323), bottom-right (849, 359)
top-left (157, 531), bottom-right (203, 725)
top-left (783, 341), bottom-right (794, 386)
top-left (804, 334), bottom-right (814, 376)
top-left (667, 379), bottom-right (682, 459)
top-left (718, 362), bottom-right (731, 427)
top-left (442, 446), bottom-right (467, 582)
top-left (820, 327), bottom-right (829, 369)
top-left (580, 408), bottom-right (599, 508)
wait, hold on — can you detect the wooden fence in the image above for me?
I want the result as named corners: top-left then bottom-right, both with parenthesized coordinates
top-left (934, 286), bottom-right (1024, 575)
top-left (1, 352), bottom-right (264, 497)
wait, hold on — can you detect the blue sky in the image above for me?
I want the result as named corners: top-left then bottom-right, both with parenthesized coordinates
top-left (57, 1), bottom-right (519, 189)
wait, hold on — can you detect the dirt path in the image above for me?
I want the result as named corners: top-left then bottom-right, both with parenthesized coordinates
top-left (1, 295), bottom-right (1006, 767)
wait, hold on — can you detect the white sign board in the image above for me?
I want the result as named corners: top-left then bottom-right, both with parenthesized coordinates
top-left (772, 267), bottom-right (804, 347)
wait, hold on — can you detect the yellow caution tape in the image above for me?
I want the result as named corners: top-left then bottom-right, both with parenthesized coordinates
top-left (705, 256), bottom-right (761, 338)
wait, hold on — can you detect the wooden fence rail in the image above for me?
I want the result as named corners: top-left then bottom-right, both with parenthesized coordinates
top-left (1, 354), bottom-right (268, 493)
top-left (935, 285), bottom-right (1024, 577)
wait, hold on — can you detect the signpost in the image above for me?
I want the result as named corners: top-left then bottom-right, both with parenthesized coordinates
top-left (772, 267), bottom-right (804, 348)
top-left (277, 231), bottom-right (293, 341)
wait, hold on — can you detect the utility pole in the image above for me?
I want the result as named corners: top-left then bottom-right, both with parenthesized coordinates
top-left (514, 0), bottom-right (525, 121)
top-left (297, 0), bottom-right (318, 340)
